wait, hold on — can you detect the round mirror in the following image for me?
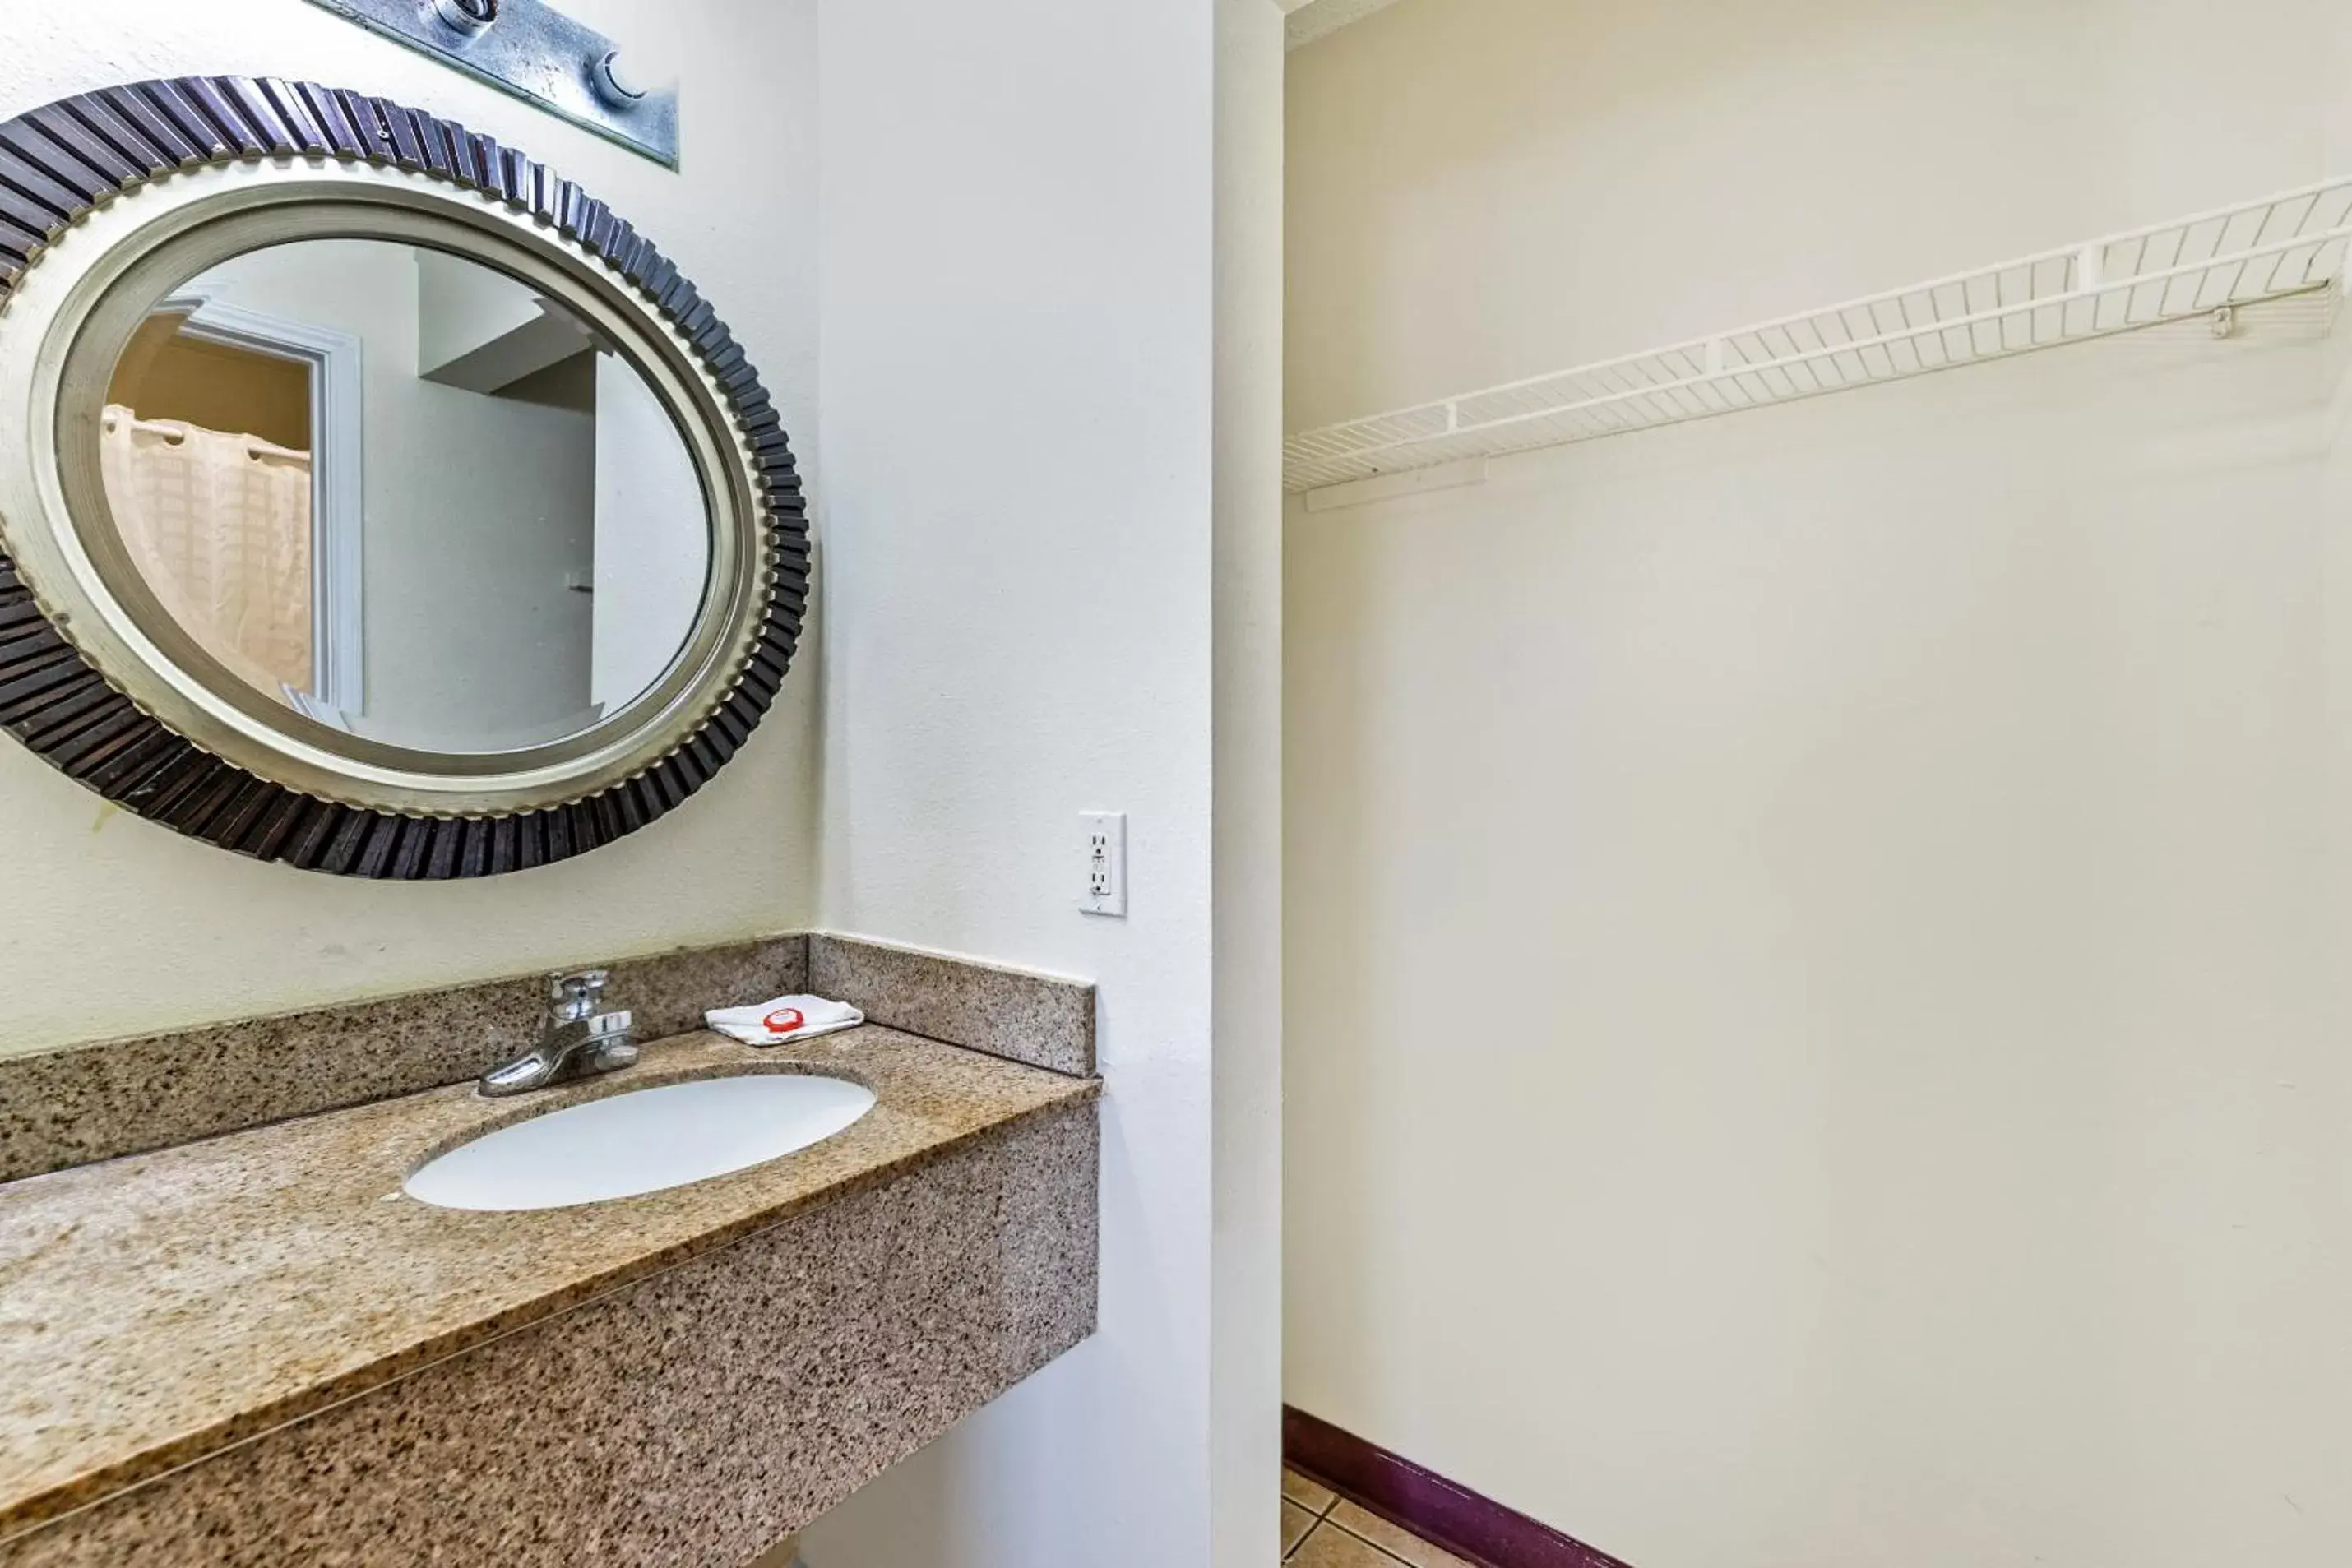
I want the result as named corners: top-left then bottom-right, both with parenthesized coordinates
top-left (98, 238), bottom-right (713, 756)
top-left (0, 77), bottom-right (803, 877)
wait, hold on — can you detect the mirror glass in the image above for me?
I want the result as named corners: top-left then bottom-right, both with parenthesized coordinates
top-left (97, 238), bottom-right (711, 755)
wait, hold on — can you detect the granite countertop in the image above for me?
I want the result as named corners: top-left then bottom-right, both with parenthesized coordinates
top-left (0, 1026), bottom-right (1098, 1538)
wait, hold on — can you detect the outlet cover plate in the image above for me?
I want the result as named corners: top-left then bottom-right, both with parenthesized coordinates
top-left (1081, 812), bottom-right (1127, 918)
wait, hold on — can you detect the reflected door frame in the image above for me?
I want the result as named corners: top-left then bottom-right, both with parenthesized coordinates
top-left (159, 290), bottom-right (365, 717)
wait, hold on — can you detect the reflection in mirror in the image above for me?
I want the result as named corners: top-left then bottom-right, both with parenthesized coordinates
top-left (100, 239), bottom-right (711, 756)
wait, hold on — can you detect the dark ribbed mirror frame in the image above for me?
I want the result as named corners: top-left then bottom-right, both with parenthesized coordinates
top-left (0, 77), bottom-right (805, 877)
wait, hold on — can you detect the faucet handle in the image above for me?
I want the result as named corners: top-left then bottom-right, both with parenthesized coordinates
top-left (548, 968), bottom-right (610, 1021)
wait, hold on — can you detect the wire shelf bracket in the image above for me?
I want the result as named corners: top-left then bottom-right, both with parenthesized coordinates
top-left (1284, 175), bottom-right (2352, 494)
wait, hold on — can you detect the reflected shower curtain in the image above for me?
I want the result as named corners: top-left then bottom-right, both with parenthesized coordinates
top-left (98, 405), bottom-right (313, 697)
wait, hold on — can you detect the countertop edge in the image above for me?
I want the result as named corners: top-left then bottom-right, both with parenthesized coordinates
top-left (0, 1041), bottom-right (1100, 1540)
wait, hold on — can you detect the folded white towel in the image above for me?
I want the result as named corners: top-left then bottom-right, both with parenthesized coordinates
top-left (705, 994), bottom-right (865, 1046)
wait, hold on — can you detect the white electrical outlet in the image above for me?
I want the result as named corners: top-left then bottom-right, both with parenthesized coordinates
top-left (1080, 811), bottom-right (1127, 917)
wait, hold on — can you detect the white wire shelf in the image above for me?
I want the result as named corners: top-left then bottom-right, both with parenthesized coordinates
top-left (1283, 175), bottom-right (2352, 494)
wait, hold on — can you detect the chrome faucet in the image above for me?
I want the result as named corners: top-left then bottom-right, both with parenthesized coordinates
top-left (479, 969), bottom-right (639, 1097)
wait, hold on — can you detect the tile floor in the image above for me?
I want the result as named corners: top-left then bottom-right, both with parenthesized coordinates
top-left (1281, 1468), bottom-right (1475, 1567)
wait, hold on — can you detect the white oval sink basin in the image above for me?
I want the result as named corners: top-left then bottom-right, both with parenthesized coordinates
top-left (405, 1072), bottom-right (877, 1212)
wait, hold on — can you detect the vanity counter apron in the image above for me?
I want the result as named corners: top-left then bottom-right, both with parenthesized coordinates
top-left (0, 1025), bottom-right (1100, 1547)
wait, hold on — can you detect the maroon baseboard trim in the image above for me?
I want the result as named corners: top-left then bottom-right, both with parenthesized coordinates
top-left (1283, 1405), bottom-right (1636, 1568)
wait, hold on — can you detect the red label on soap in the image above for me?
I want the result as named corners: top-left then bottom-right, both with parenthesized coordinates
top-left (763, 1006), bottom-right (805, 1035)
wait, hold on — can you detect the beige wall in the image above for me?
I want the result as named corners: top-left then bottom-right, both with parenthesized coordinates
top-left (0, 0), bottom-right (819, 1052)
top-left (1285, 3), bottom-right (2350, 1566)
top-left (1288, 0), bottom-right (2331, 431)
top-left (120, 331), bottom-right (311, 451)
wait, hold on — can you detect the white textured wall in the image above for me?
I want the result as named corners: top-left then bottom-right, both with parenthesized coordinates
top-left (2329, 6), bottom-right (2352, 1237)
top-left (1285, 2), bottom-right (2350, 1566)
top-left (799, 0), bottom-right (1281, 1564)
top-left (192, 241), bottom-right (600, 745)
top-left (0, 0), bottom-right (819, 1052)
top-left (593, 352), bottom-right (706, 715)
top-left (1211, 1), bottom-right (1288, 1563)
